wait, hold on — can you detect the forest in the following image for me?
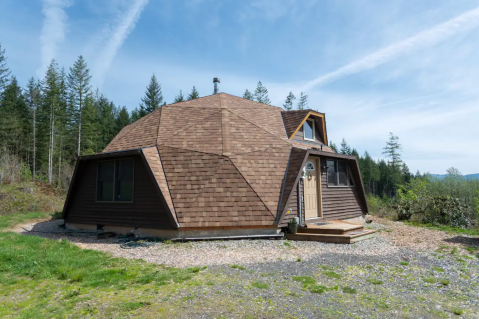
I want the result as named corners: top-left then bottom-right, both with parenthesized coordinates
top-left (1, 40), bottom-right (477, 230)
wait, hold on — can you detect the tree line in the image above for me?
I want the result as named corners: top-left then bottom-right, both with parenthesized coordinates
top-left (331, 133), bottom-right (414, 198)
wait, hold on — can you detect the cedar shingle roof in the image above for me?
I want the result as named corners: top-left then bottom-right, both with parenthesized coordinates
top-left (103, 93), bottom-right (334, 228)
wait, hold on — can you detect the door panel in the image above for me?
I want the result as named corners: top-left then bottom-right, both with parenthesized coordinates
top-left (304, 159), bottom-right (319, 219)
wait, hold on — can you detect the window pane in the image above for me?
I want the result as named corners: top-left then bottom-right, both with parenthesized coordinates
top-left (337, 161), bottom-right (348, 186)
top-left (304, 120), bottom-right (313, 140)
top-left (115, 159), bottom-right (134, 202)
top-left (327, 160), bottom-right (337, 186)
top-left (97, 161), bottom-right (114, 201)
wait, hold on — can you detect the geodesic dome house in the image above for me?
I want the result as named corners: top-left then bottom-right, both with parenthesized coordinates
top-left (62, 93), bottom-right (368, 239)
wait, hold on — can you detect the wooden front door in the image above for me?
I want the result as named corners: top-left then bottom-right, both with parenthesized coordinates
top-left (304, 159), bottom-right (319, 219)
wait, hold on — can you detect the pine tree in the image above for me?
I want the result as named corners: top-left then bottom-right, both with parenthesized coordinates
top-left (0, 77), bottom-right (29, 156)
top-left (115, 106), bottom-right (130, 132)
top-left (382, 132), bottom-right (403, 196)
top-left (339, 138), bottom-right (352, 155)
top-left (297, 91), bottom-right (308, 110)
top-left (80, 92), bottom-right (99, 155)
top-left (253, 81), bottom-right (271, 104)
top-left (187, 86), bottom-right (200, 100)
top-left (0, 42), bottom-right (11, 96)
top-left (174, 90), bottom-right (184, 103)
top-left (243, 89), bottom-right (254, 100)
top-left (39, 60), bottom-right (61, 183)
top-left (140, 74), bottom-right (163, 113)
top-left (24, 78), bottom-right (41, 179)
top-left (283, 92), bottom-right (295, 111)
top-left (329, 141), bottom-right (338, 152)
top-left (67, 55), bottom-right (92, 157)
top-left (97, 95), bottom-right (116, 148)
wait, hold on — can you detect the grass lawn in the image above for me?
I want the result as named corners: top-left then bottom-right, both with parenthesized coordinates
top-left (0, 212), bottom-right (202, 318)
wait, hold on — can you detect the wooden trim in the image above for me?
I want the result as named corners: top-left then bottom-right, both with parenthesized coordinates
top-left (350, 159), bottom-right (369, 213)
top-left (180, 225), bottom-right (278, 231)
top-left (61, 159), bottom-right (81, 219)
top-left (278, 150), bottom-right (310, 225)
top-left (317, 157), bottom-right (323, 218)
top-left (289, 111), bottom-right (327, 145)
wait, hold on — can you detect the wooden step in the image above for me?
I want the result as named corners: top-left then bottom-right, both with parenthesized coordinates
top-left (285, 229), bottom-right (376, 244)
top-left (301, 221), bottom-right (364, 235)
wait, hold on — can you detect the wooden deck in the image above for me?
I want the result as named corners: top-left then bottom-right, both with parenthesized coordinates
top-left (285, 220), bottom-right (375, 244)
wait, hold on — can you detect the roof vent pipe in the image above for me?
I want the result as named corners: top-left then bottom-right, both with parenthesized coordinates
top-left (213, 77), bottom-right (220, 94)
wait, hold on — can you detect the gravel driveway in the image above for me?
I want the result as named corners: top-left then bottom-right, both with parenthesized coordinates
top-left (10, 218), bottom-right (479, 318)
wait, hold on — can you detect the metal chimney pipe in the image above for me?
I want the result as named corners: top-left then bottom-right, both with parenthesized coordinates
top-left (213, 77), bottom-right (220, 94)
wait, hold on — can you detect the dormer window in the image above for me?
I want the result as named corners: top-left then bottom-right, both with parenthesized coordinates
top-left (304, 119), bottom-right (314, 141)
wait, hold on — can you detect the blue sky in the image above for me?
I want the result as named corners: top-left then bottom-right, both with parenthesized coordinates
top-left (1, 0), bottom-right (478, 174)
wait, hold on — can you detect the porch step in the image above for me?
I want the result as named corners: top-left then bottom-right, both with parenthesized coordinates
top-left (285, 229), bottom-right (376, 244)
top-left (301, 220), bottom-right (364, 235)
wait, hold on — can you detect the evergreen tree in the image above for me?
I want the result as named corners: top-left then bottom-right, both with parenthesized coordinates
top-left (140, 74), bottom-right (163, 113)
top-left (130, 108), bottom-right (141, 122)
top-left (283, 92), bottom-right (295, 111)
top-left (297, 91), bottom-right (308, 110)
top-left (174, 90), bottom-right (185, 103)
top-left (39, 60), bottom-right (61, 183)
top-left (187, 86), bottom-right (200, 100)
top-left (67, 55), bottom-right (92, 157)
top-left (24, 78), bottom-right (41, 179)
top-left (243, 89), bottom-right (254, 100)
top-left (339, 138), bottom-right (352, 155)
top-left (329, 140), bottom-right (338, 152)
top-left (0, 42), bottom-right (11, 96)
top-left (80, 92), bottom-right (99, 155)
top-left (115, 106), bottom-right (130, 132)
top-left (402, 163), bottom-right (412, 183)
top-left (382, 132), bottom-right (403, 195)
top-left (253, 81), bottom-right (271, 104)
top-left (0, 77), bottom-right (29, 156)
top-left (351, 148), bottom-right (359, 157)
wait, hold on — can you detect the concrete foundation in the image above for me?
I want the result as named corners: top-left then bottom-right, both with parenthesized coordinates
top-left (66, 223), bottom-right (281, 239)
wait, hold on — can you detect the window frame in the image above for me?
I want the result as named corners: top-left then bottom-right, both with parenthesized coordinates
top-left (303, 119), bottom-right (315, 141)
top-left (96, 158), bottom-right (135, 203)
top-left (326, 159), bottom-right (355, 188)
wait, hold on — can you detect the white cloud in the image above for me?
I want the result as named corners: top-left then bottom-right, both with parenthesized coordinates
top-left (37, 0), bottom-right (73, 77)
top-left (91, 0), bottom-right (149, 87)
top-left (302, 6), bottom-right (479, 91)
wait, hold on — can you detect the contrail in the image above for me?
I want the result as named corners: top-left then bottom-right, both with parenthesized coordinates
top-left (303, 6), bottom-right (479, 91)
top-left (37, 0), bottom-right (72, 77)
top-left (95, 0), bottom-right (149, 86)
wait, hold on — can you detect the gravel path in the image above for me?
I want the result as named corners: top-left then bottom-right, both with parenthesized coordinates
top-left (8, 218), bottom-right (479, 318)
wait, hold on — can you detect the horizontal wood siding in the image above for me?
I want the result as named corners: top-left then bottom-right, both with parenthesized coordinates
top-left (279, 182), bottom-right (299, 227)
top-left (65, 154), bottom-right (176, 229)
top-left (320, 158), bottom-right (365, 220)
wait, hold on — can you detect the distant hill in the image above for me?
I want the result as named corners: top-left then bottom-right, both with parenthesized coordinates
top-left (430, 173), bottom-right (479, 180)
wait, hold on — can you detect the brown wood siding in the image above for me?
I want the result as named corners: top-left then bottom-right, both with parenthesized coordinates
top-left (320, 158), bottom-right (366, 220)
top-left (279, 182), bottom-right (298, 227)
top-left (64, 154), bottom-right (176, 229)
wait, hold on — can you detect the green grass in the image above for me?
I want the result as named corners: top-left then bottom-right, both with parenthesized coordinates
top-left (453, 308), bottom-right (463, 315)
top-left (342, 286), bottom-right (358, 294)
top-left (323, 271), bottom-right (341, 279)
top-left (309, 284), bottom-right (328, 294)
top-left (422, 277), bottom-right (437, 284)
top-left (292, 276), bottom-right (316, 286)
top-left (433, 267), bottom-right (445, 272)
top-left (230, 264), bottom-right (246, 270)
top-left (400, 262), bottom-right (409, 266)
top-left (440, 279), bottom-right (450, 286)
top-left (366, 278), bottom-right (383, 285)
top-left (251, 281), bottom-right (268, 289)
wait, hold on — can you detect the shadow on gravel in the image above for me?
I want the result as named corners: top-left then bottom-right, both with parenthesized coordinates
top-left (443, 236), bottom-right (479, 247)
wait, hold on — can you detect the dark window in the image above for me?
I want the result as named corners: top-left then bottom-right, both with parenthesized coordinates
top-left (327, 160), bottom-right (351, 187)
top-left (115, 159), bottom-right (134, 202)
top-left (97, 161), bottom-right (114, 201)
top-left (304, 119), bottom-right (314, 140)
top-left (97, 159), bottom-right (134, 202)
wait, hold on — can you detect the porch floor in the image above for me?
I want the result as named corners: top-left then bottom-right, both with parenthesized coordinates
top-left (285, 220), bottom-right (376, 244)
